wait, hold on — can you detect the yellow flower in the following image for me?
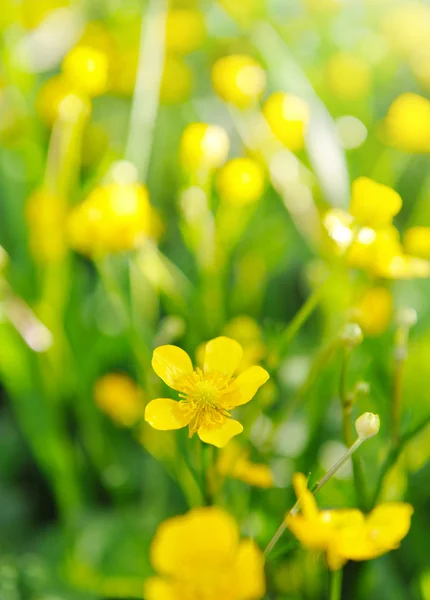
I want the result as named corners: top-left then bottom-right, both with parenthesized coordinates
top-left (325, 53), bottom-right (371, 101)
top-left (67, 182), bottom-right (154, 256)
top-left (145, 337), bottom-right (270, 448)
top-left (352, 287), bottom-right (393, 336)
top-left (216, 158), bottom-right (266, 206)
top-left (94, 373), bottom-right (143, 427)
top-left (144, 506), bottom-right (266, 600)
top-left (62, 45), bottom-right (109, 97)
top-left (287, 473), bottom-right (413, 570)
top-left (21, 0), bottom-right (69, 29)
top-left (262, 92), bottom-right (309, 152)
top-left (165, 9), bottom-right (206, 55)
top-left (212, 55), bottom-right (266, 109)
top-left (404, 226), bottom-right (430, 259)
top-left (36, 75), bottom-right (87, 126)
top-left (350, 177), bottom-right (402, 229)
top-left (223, 316), bottom-right (266, 373)
top-left (385, 93), bottom-right (430, 154)
top-left (217, 441), bottom-right (273, 488)
top-left (180, 123), bottom-right (230, 172)
top-left (160, 56), bottom-right (193, 105)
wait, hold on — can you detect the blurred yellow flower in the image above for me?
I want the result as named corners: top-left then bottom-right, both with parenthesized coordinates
top-left (144, 506), bottom-right (266, 600)
top-left (350, 177), bottom-right (402, 228)
top-left (303, 0), bottom-right (341, 14)
top-left (353, 287), bottom-right (393, 336)
top-left (383, 3), bottom-right (430, 58)
top-left (287, 473), bottom-right (413, 570)
top-left (404, 226), bottom-right (430, 259)
top-left (217, 157), bottom-right (266, 206)
top-left (36, 75), bottom-right (87, 126)
top-left (145, 336), bottom-right (270, 447)
top-left (212, 55), bottom-right (266, 108)
top-left (160, 56), bottom-right (193, 105)
top-left (218, 0), bottom-right (263, 24)
top-left (165, 9), bottom-right (206, 55)
top-left (21, 0), bottom-right (69, 29)
top-left (217, 441), bottom-right (273, 488)
top-left (180, 123), bottom-right (230, 172)
top-left (262, 92), bottom-right (309, 152)
top-left (326, 53), bottom-right (371, 101)
top-left (385, 93), bottom-right (430, 153)
top-left (94, 373), bottom-right (143, 427)
top-left (25, 189), bottom-right (67, 264)
top-left (62, 45), bottom-right (109, 97)
top-left (109, 47), bottom-right (139, 96)
top-left (67, 182), bottom-right (155, 256)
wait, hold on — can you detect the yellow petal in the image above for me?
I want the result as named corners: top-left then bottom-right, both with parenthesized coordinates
top-left (230, 365), bottom-right (270, 406)
top-left (287, 515), bottom-right (332, 551)
top-left (143, 577), bottom-right (178, 600)
top-left (291, 473), bottom-right (319, 519)
top-left (366, 502), bottom-right (414, 549)
top-left (234, 540), bottom-right (266, 598)
top-left (152, 345), bottom-right (193, 390)
top-left (150, 506), bottom-right (239, 578)
top-left (198, 418), bottom-right (244, 448)
top-left (203, 336), bottom-right (243, 376)
top-left (145, 398), bottom-right (190, 430)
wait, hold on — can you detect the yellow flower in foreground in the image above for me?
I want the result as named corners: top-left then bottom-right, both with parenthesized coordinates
top-left (67, 182), bottom-right (155, 256)
top-left (385, 93), bottom-right (430, 154)
top-left (262, 92), bottom-right (309, 152)
top-left (287, 473), bottom-right (413, 570)
top-left (94, 373), bottom-right (143, 427)
top-left (217, 441), bottom-right (273, 488)
top-left (212, 55), bottom-right (266, 108)
top-left (145, 337), bottom-right (270, 447)
top-left (145, 507), bottom-right (265, 600)
top-left (350, 177), bottom-right (402, 228)
top-left (180, 123), bottom-right (230, 172)
top-left (217, 158), bottom-right (266, 206)
top-left (404, 226), bottom-right (430, 259)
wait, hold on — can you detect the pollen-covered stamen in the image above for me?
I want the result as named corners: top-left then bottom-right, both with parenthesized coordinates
top-left (177, 368), bottom-right (234, 435)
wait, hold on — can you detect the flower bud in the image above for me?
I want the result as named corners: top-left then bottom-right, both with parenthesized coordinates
top-left (354, 380), bottom-right (370, 397)
top-left (355, 412), bottom-right (380, 440)
top-left (396, 307), bottom-right (417, 329)
top-left (340, 323), bottom-right (363, 347)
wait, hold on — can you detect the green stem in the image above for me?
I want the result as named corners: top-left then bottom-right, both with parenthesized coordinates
top-left (339, 347), bottom-right (367, 510)
top-left (392, 353), bottom-right (405, 449)
top-left (125, 0), bottom-right (168, 181)
top-left (329, 568), bottom-right (343, 600)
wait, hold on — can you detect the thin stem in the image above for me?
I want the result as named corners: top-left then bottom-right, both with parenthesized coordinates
top-left (264, 437), bottom-right (364, 558)
top-left (125, 0), bottom-right (168, 181)
top-left (392, 349), bottom-right (406, 449)
top-left (329, 568), bottom-right (343, 600)
top-left (339, 347), bottom-right (367, 509)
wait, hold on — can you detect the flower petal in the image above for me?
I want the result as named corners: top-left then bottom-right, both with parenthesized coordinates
top-left (150, 507), bottom-right (239, 578)
top-left (145, 398), bottom-right (190, 430)
top-left (230, 365), bottom-right (270, 406)
top-left (152, 345), bottom-right (193, 391)
top-left (203, 336), bottom-right (243, 376)
top-left (234, 540), bottom-right (266, 598)
top-left (198, 418), bottom-right (244, 448)
top-left (366, 502), bottom-right (413, 549)
top-left (143, 577), bottom-right (178, 600)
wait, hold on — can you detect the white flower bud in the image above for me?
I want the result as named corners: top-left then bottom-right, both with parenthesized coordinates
top-left (340, 323), bottom-right (363, 347)
top-left (396, 308), bottom-right (417, 329)
top-left (355, 412), bottom-right (380, 440)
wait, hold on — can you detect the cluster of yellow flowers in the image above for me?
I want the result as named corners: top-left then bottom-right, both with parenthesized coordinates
top-left (323, 176), bottom-right (430, 279)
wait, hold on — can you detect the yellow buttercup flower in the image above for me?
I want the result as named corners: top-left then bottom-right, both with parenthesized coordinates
top-left (62, 45), bottom-right (109, 97)
top-left (212, 55), bottom-right (266, 108)
top-left (145, 337), bottom-right (270, 448)
top-left (353, 287), bottom-right (393, 336)
top-left (67, 182), bottom-right (154, 256)
top-left (144, 506), bottom-right (266, 600)
top-left (165, 9), bottom-right (206, 55)
top-left (262, 92), bottom-right (309, 152)
top-left (180, 123), bottom-right (230, 172)
top-left (385, 93), bottom-right (430, 154)
top-left (326, 53), bottom-right (371, 101)
top-left (350, 177), bottom-right (402, 229)
top-left (217, 158), bottom-right (266, 206)
top-left (160, 56), bottom-right (193, 105)
top-left (36, 75), bottom-right (87, 126)
top-left (94, 373), bottom-right (143, 427)
top-left (287, 473), bottom-right (413, 570)
top-left (25, 189), bottom-right (67, 264)
top-left (404, 226), bottom-right (430, 259)
top-left (217, 441), bottom-right (273, 488)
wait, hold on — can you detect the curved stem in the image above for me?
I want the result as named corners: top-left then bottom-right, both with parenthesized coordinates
top-left (329, 568), bottom-right (343, 600)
